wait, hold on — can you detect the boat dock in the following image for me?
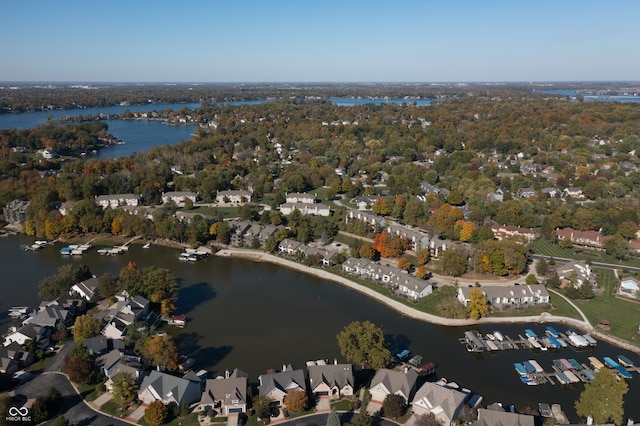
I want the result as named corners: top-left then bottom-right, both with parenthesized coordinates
top-left (461, 327), bottom-right (597, 353)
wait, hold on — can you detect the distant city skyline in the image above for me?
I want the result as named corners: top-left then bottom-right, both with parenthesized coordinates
top-left (2, 0), bottom-right (639, 83)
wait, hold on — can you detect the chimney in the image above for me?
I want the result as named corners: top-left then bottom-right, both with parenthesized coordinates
top-left (282, 364), bottom-right (287, 372)
top-left (404, 366), bottom-right (409, 374)
top-left (225, 369), bottom-right (230, 379)
top-left (334, 358), bottom-right (338, 365)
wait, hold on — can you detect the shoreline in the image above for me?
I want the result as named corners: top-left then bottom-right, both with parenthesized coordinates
top-left (215, 248), bottom-right (640, 355)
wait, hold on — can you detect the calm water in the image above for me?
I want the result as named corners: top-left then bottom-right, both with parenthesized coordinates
top-left (1, 235), bottom-right (639, 422)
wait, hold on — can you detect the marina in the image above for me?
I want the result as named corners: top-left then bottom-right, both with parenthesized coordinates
top-left (461, 327), bottom-right (596, 353)
top-left (178, 246), bottom-right (212, 261)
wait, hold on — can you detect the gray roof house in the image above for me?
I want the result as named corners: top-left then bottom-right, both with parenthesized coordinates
top-left (473, 407), bottom-right (534, 426)
top-left (199, 368), bottom-right (249, 415)
top-left (411, 381), bottom-right (467, 424)
top-left (457, 285), bottom-right (550, 308)
top-left (138, 370), bottom-right (202, 407)
top-left (71, 277), bottom-right (101, 302)
top-left (308, 362), bottom-right (354, 400)
top-left (97, 348), bottom-right (142, 391)
top-left (24, 305), bottom-right (71, 328)
top-left (369, 368), bottom-right (418, 404)
top-left (258, 364), bottom-right (306, 405)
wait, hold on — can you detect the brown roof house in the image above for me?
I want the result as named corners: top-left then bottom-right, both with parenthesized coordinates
top-left (308, 361), bottom-right (354, 400)
top-left (369, 368), bottom-right (418, 404)
top-left (199, 368), bottom-right (249, 415)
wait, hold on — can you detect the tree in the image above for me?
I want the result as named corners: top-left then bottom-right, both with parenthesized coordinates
top-left (336, 320), bottom-right (391, 369)
top-left (605, 234), bottom-right (629, 260)
top-left (143, 334), bottom-right (179, 371)
top-left (144, 400), bottom-right (169, 425)
top-left (525, 274), bottom-right (538, 285)
top-left (112, 372), bottom-right (139, 406)
top-left (397, 256), bottom-right (411, 271)
top-left (545, 272), bottom-right (561, 288)
top-left (351, 411), bottom-right (372, 426)
top-left (535, 257), bottom-right (549, 276)
top-left (72, 314), bottom-right (102, 343)
top-left (284, 389), bottom-right (309, 412)
top-left (440, 248), bottom-right (467, 277)
top-left (98, 272), bottom-right (118, 298)
top-left (38, 263), bottom-right (93, 299)
top-left (326, 407), bottom-right (341, 426)
top-left (466, 288), bottom-right (489, 320)
top-left (382, 394), bottom-right (405, 419)
top-left (65, 345), bottom-right (98, 384)
top-left (415, 265), bottom-right (429, 280)
top-left (575, 368), bottom-right (628, 425)
top-left (416, 248), bottom-right (431, 266)
top-left (413, 413), bottom-right (440, 426)
top-left (359, 243), bottom-right (377, 260)
top-left (252, 395), bottom-right (271, 420)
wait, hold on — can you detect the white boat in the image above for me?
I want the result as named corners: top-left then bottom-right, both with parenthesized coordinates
top-left (143, 243), bottom-right (151, 249)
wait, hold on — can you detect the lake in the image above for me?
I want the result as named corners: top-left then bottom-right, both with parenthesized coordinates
top-left (1, 234), bottom-right (639, 422)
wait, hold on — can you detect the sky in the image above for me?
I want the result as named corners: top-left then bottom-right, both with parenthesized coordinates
top-left (1, 0), bottom-right (639, 83)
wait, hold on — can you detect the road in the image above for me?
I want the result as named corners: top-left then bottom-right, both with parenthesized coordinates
top-left (276, 412), bottom-right (398, 426)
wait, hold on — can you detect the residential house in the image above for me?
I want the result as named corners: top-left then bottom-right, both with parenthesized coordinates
top-left (82, 335), bottom-right (124, 356)
top-left (258, 364), bottom-right (306, 405)
top-left (216, 190), bottom-right (252, 204)
top-left (419, 183), bottom-right (450, 197)
top-left (473, 407), bottom-right (535, 426)
top-left (563, 187), bottom-right (584, 199)
top-left (629, 239), bottom-right (640, 256)
top-left (138, 370), bottom-right (202, 407)
top-left (396, 278), bottom-right (432, 300)
top-left (70, 277), bottom-right (101, 303)
top-left (0, 342), bottom-right (34, 374)
top-left (555, 227), bottom-right (611, 250)
top-left (95, 194), bottom-right (141, 209)
top-left (619, 277), bottom-right (640, 299)
top-left (490, 224), bottom-right (538, 243)
top-left (457, 285), bottom-right (550, 308)
top-left (3, 200), bottom-right (29, 225)
top-left (3, 324), bottom-right (51, 349)
top-left (199, 368), bottom-right (249, 415)
top-left (98, 348), bottom-right (142, 392)
top-left (41, 294), bottom-right (86, 317)
top-left (278, 239), bottom-right (304, 256)
top-left (541, 187), bottom-right (560, 198)
top-left (307, 362), bottom-right (354, 400)
top-left (369, 368), bottom-right (418, 404)
top-left (285, 193), bottom-right (316, 204)
top-left (516, 187), bottom-right (536, 198)
top-left (102, 295), bottom-right (151, 340)
top-left (554, 261), bottom-right (595, 288)
top-left (345, 209), bottom-right (386, 230)
top-left (411, 381), bottom-right (467, 425)
top-left (279, 202), bottom-right (331, 216)
top-left (23, 305), bottom-right (71, 329)
top-left (161, 191), bottom-right (199, 207)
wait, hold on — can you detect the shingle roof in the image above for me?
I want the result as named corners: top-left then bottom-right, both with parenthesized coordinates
top-left (308, 364), bottom-right (353, 391)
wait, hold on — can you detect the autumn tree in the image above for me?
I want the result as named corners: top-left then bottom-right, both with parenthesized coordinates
top-left (284, 389), bottom-right (309, 412)
top-left (466, 288), bottom-right (489, 320)
top-left (73, 314), bottom-right (102, 343)
top-left (144, 400), bottom-right (169, 425)
top-left (415, 265), bottom-right (429, 280)
top-left (359, 243), bottom-right (377, 260)
top-left (112, 372), bottom-right (139, 406)
top-left (416, 248), bottom-right (431, 266)
top-left (65, 345), bottom-right (98, 384)
top-left (382, 394), bottom-right (405, 419)
top-left (143, 334), bottom-right (179, 371)
top-left (440, 248), bottom-right (467, 276)
top-left (397, 256), bottom-right (411, 271)
top-left (575, 367), bottom-right (628, 425)
top-left (337, 321), bottom-right (391, 369)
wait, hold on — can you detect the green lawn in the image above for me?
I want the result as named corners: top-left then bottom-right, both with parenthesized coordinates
top-left (25, 351), bottom-right (56, 374)
top-left (188, 205), bottom-right (263, 218)
top-left (330, 398), bottom-right (354, 411)
top-left (529, 239), bottom-right (640, 268)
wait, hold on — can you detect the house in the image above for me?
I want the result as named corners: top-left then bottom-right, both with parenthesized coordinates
top-left (161, 191), bottom-right (199, 207)
top-left (563, 187), bottom-right (584, 199)
top-left (555, 227), bottom-right (611, 250)
top-left (138, 370), bottom-right (202, 407)
top-left (216, 190), bottom-right (253, 204)
top-left (41, 294), bottom-right (86, 317)
top-left (0, 342), bottom-right (34, 374)
top-left (457, 285), bottom-right (550, 308)
top-left (541, 187), bottom-right (560, 198)
top-left (97, 348), bottom-right (142, 391)
top-left (396, 279), bottom-right (433, 300)
top-left (411, 381), bottom-right (467, 425)
top-left (82, 335), bottom-right (124, 356)
top-left (619, 277), bottom-right (640, 299)
top-left (279, 203), bottom-right (331, 217)
top-left (3, 200), bottom-right (30, 224)
top-left (199, 368), bottom-right (249, 415)
top-left (278, 238), bottom-right (304, 256)
top-left (258, 364), bottom-right (306, 405)
top-left (473, 407), bottom-right (535, 426)
top-left (490, 224), bottom-right (538, 243)
top-left (369, 368), bottom-right (418, 404)
top-left (70, 277), bottom-right (101, 302)
top-left (3, 324), bottom-right (51, 349)
top-left (554, 261), bottom-right (595, 288)
top-left (23, 305), bottom-right (71, 328)
top-left (516, 187), bottom-right (536, 198)
top-left (102, 295), bottom-right (151, 340)
top-left (95, 194), bottom-right (141, 209)
top-left (285, 193), bottom-right (316, 204)
top-left (307, 362), bottom-right (354, 400)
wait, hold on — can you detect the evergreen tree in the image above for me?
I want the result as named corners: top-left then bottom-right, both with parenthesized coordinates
top-left (326, 407), bottom-right (341, 426)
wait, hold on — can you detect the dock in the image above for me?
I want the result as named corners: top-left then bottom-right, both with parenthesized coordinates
top-left (461, 327), bottom-right (596, 353)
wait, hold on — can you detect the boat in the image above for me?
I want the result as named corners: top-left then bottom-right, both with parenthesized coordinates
top-left (484, 339), bottom-right (499, 351)
top-left (563, 370), bottom-right (580, 383)
top-left (568, 334), bottom-right (589, 348)
top-left (583, 334), bottom-right (597, 346)
top-left (603, 357), bottom-right (620, 368)
top-left (408, 355), bottom-right (423, 366)
top-left (618, 355), bottom-right (635, 368)
top-left (514, 363), bottom-right (528, 376)
top-left (9, 306), bottom-right (29, 318)
top-left (614, 365), bottom-right (633, 379)
top-left (493, 331), bottom-right (504, 341)
top-left (143, 243), bottom-right (151, 249)
top-left (539, 403), bottom-right (553, 418)
top-left (524, 329), bottom-right (537, 339)
top-left (568, 359), bottom-right (582, 370)
top-left (522, 361), bottom-right (537, 374)
top-left (528, 360), bottom-right (544, 373)
top-left (581, 368), bottom-right (595, 381)
top-left (396, 349), bottom-right (411, 360)
top-left (548, 336), bottom-right (563, 348)
top-left (554, 371), bottom-right (570, 385)
top-left (588, 356), bottom-right (604, 370)
top-left (545, 326), bottom-right (560, 338)
top-left (463, 331), bottom-right (486, 352)
top-left (520, 376), bottom-right (537, 385)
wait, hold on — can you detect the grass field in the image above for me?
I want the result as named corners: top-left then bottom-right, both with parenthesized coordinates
top-left (529, 239), bottom-right (640, 268)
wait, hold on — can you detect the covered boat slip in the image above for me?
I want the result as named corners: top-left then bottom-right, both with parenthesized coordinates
top-left (528, 359), bottom-right (544, 373)
top-left (588, 356), bottom-right (605, 370)
top-left (514, 363), bottom-right (528, 376)
top-left (463, 331), bottom-right (486, 352)
top-left (618, 355), bottom-right (635, 367)
top-left (545, 326), bottom-right (560, 338)
top-left (603, 356), bottom-right (620, 368)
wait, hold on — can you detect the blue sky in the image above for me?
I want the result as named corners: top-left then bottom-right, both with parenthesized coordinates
top-left (1, 0), bottom-right (639, 82)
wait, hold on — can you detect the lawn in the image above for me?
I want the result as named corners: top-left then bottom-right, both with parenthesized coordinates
top-left (188, 205), bottom-right (263, 218)
top-left (330, 398), bottom-right (354, 411)
top-left (25, 351), bottom-right (56, 374)
top-left (572, 268), bottom-right (640, 343)
top-left (529, 239), bottom-right (640, 268)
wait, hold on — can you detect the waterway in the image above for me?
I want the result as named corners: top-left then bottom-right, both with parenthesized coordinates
top-left (1, 234), bottom-right (639, 422)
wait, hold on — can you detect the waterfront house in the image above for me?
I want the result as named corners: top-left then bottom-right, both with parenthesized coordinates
top-left (138, 370), bottom-right (202, 407)
top-left (199, 368), bottom-right (249, 415)
top-left (369, 368), bottom-right (418, 404)
top-left (258, 364), bottom-right (306, 406)
top-left (411, 381), bottom-right (466, 424)
top-left (41, 294), bottom-right (86, 317)
top-left (554, 261), bottom-right (595, 288)
top-left (82, 335), bottom-right (124, 356)
top-left (216, 190), bottom-right (252, 204)
top-left (161, 191), bottom-right (199, 207)
top-left (95, 194), bottom-right (141, 209)
top-left (70, 277), bottom-right (101, 303)
top-left (278, 238), bottom-right (304, 256)
top-left (98, 348), bottom-right (142, 392)
top-left (620, 277), bottom-right (640, 299)
top-left (0, 342), bottom-right (34, 374)
top-left (307, 361), bottom-right (354, 400)
top-left (396, 278), bottom-right (433, 300)
top-left (457, 285), bottom-right (550, 308)
top-left (3, 323), bottom-right (51, 349)
top-left (23, 305), bottom-right (71, 328)
top-left (474, 407), bottom-right (534, 426)
top-left (3, 199), bottom-right (29, 225)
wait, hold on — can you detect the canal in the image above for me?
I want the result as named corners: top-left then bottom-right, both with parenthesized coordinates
top-left (1, 234), bottom-right (639, 422)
